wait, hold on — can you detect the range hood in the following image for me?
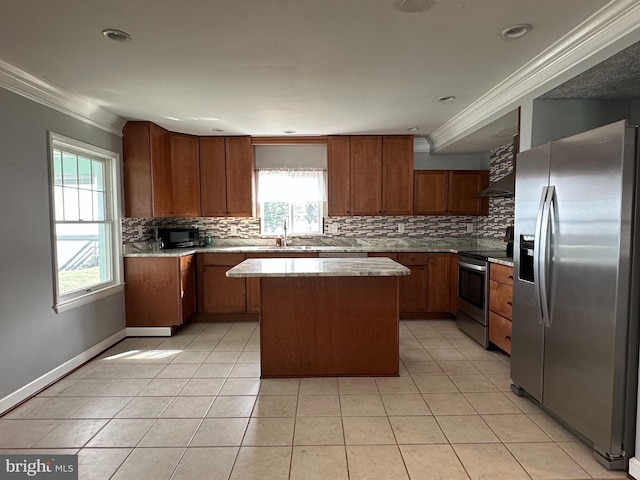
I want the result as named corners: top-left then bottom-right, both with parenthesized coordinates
top-left (478, 171), bottom-right (515, 197)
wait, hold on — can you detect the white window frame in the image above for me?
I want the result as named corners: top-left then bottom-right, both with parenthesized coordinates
top-left (48, 132), bottom-right (123, 313)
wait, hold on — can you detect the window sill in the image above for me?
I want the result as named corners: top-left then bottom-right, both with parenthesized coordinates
top-left (53, 283), bottom-right (124, 314)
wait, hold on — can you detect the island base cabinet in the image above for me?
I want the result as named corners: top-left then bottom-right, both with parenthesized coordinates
top-left (259, 276), bottom-right (399, 377)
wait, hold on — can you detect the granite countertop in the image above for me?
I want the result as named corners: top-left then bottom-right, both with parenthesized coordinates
top-left (489, 257), bottom-right (514, 267)
top-left (123, 237), bottom-right (509, 258)
top-left (226, 257), bottom-right (411, 278)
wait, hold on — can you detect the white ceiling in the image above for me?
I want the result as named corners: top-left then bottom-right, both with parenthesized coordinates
top-left (0, 0), bottom-right (615, 151)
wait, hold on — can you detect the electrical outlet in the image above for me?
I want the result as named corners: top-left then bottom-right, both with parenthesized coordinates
top-left (397, 223), bottom-right (405, 234)
top-left (138, 226), bottom-right (143, 237)
top-left (329, 224), bottom-right (338, 234)
top-left (466, 223), bottom-right (474, 233)
top-left (230, 225), bottom-right (238, 236)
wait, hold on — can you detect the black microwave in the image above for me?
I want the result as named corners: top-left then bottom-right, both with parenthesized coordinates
top-left (158, 228), bottom-right (199, 249)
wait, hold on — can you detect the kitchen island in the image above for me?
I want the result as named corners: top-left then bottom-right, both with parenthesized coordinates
top-left (226, 257), bottom-right (410, 378)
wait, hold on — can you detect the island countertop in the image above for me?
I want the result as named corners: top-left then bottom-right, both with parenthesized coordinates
top-left (226, 257), bottom-right (411, 278)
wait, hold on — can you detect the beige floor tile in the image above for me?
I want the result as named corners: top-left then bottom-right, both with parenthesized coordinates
top-left (400, 349), bottom-right (434, 362)
top-left (237, 351), bottom-right (261, 363)
top-left (464, 392), bottom-right (520, 414)
top-left (375, 377), bottom-right (419, 394)
top-left (2, 398), bottom-right (50, 419)
top-left (182, 341), bottom-right (219, 351)
top-left (57, 379), bottom-right (113, 397)
top-left (242, 417), bottom-right (295, 446)
top-left (229, 363), bottom-right (261, 377)
top-left (161, 396), bottom-right (214, 418)
top-left (528, 413), bottom-right (578, 441)
top-left (412, 375), bottom-right (459, 394)
top-left (218, 378), bottom-right (261, 396)
top-left (207, 395), bottom-right (256, 417)
top-left (340, 394), bottom-right (386, 416)
top-left (68, 397), bottom-right (132, 419)
top-left (190, 417), bottom-right (249, 446)
top-left (111, 447), bottom-right (184, 480)
top-left (459, 348), bottom-right (503, 361)
top-left (507, 442), bottom-right (588, 479)
top-left (418, 338), bottom-right (454, 349)
top-left (485, 373), bottom-right (513, 392)
top-left (400, 444), bottom-right (470, 480)
top-left (473, 360), bottom-right (510, 375)
top-left (449, 375), bottom-right (499, 393)
top-left (120, 364), bottom-right (165, 378)
top-left (138, 378), bottom-right (188, 396)
top-left (155, 363), bottom-right (199, 378)
top-left (507, 392), bottom-right (545, 413)
top-left (171, 351), bottom-right (210, 363)
top-left (346, 445), bottom-right (409, 480)
top-left (342, 416), bottom-right (396, 445)
top-left (294, 416), bottom-right (345, 445)
top-left (448, 337), bottom-right (479, 349)
top-left (454, 443), bottom-right (529, 480)
top-left (80, 364), bottom-right (133, 379)
top-left (18, 397), bottom-right (90, 419)
top-left (429, 348), bottom-right (466, 361)
top-left (78, 447), bottom-right (132, 480)
top-left (230, 446), bottom-right (291, 480)
top-left (389, 415), bottom-right (447, 444)
top-left (37, 379), bottom-right (77, 397)
top-left (296, 395), bottom-right (341, 417)
top-left (290, 445), bottom-right (349, 480)
top-left (252, 395), bottom-right (298, 417)
top-left (32, 419), bottom-right (107, 448)
top-left (101, 378), bottom-right (152, 396)
top-left (115, 397), bottom-right (172, 418)
top-left (404, 361), bottom-right (445, 376)
top-left (299, 377), bottom-right (338, 395)
top-left (0, 419), bottom-right (60, 448)
top-left (423, 393), bottom-right (476, 415)
top-left (436, 415), bottom-right (499, 443)
top-left (337, 377), bottom-right (379, 394)
top-left (400, 339), bottom-right (424, 350)
top-left (557, 441), bottom-right (628, 479)
top-left (171, 446), bottom-right (238, 480)
top-left (214, 341), bottom-right (247, 352)
top-left (192, 363), bottom-right (234, 378)
top-left (179, 378), bottom-right (225, 396)
top-left (258, 378), bottom-right (300, 395)
top-left (139, 418), bottom-right (201, 447)
top-left (204, 351), bottom-right (241, 363)
top-left (85, 418), bottom-right (155, 447)
top-left (381, 394), bottom-right (431, 416)
top-left (437, 361), bottom-right (480, 375)
top-left (482, 414), bottom-right (552, 443)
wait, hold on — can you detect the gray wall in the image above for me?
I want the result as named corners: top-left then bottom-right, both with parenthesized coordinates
top-left (414, 151), bottom-right (489, 170)
top-left (531, 99), bottom-right (630, 147)
top-left (0, 87), bottom-right (125, 401)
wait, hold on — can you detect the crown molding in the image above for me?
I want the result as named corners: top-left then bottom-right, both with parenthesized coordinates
top-left (428, 0), bottom-right (640, 152)
top-left (0, 58), bottom-right (126, 137)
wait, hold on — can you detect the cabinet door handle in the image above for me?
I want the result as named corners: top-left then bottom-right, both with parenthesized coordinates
top-left (506, 301), bottom-right (513, 306)
top-left (506, 335), bottom-right (511, 341)
top-left (507, 275), bottom-right (514, 279)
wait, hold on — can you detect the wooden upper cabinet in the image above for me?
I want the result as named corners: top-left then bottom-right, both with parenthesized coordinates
top-left (123, 121), bottom-right (170, 217)
top-left (351, 136), bottom-right (383, 215)
top-left (382, 135), bottom-right (413, 215)
top-left (225, 136), bottom-right (254, 217)
top-left (200, 136), bottom-right (254, 217)
top-left (413, 171), bottom-right (448, 215)
top-left (169, 133), bottom-right (201, 217)
top-left (448, 170), bottom-right (489, 215)
top-left (328, 136), bottom-right (352, 216)
top-left (413, 170), bottom-right (489, 216)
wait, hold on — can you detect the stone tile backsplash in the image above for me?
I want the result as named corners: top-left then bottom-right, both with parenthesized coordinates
top-left (122, 141), bottom-right (515, 244)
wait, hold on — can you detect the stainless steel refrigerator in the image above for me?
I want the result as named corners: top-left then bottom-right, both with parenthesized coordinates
top-left (512, 120), bottom-right (640, 469)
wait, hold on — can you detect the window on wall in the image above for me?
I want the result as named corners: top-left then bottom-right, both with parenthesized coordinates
top-left (49, 133), bottom-right (122, 313)
top-left (257, 169), bottom-right (326, 236)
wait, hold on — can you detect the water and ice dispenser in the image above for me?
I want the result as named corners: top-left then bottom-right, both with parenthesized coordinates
top-left (519, 235), bottom-right (535, 282)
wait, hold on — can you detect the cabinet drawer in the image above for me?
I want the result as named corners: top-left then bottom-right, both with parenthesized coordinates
top-left (490, 263), bottom-right (514, 286)
top-left (368, 252), bottom-right (398, 261)
top-left (199, 253), bottom-right (245, 266)
top-left (397, 252), bottom-right (428, 265)
top-left (180, 254), bottom-right (195, 271)
top-left (489, 311), bottom-right (512, 355)
top-left (489, 280), bottom-right (513, 319)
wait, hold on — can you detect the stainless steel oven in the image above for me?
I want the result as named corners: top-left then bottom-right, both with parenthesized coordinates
top-left (456, 254), bottom-right (490, 348)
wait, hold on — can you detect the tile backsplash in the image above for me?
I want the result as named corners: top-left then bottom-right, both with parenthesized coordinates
top-left (122, 141), bottom-right (515, 244)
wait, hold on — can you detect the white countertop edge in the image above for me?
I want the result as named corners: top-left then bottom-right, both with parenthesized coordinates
top-left (489, 257), bottom-right (514, 267)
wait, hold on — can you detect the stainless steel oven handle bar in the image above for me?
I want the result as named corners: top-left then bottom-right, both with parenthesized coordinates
top-left (533, 186), bottom-right (549, 325)
top-left (457, 261), bottom-right (487, 273)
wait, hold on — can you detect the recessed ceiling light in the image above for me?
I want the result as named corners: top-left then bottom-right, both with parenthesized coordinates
top-left (212, 128), bottom-right (225, 132)
top-left (164, 116), bottom-right (181, 121)
top-left (406, 127), bottom-right (419, 131)
top-left (283, 130), bottom-right (296, 134)
top-left (501, 24), bottom-right (532, 39)
top-left (394, 0), bottom-right (434, 13)
top-left (102, 28), bottom-right (132, 42)
top-left (438, 96), bottom-right (455, 102)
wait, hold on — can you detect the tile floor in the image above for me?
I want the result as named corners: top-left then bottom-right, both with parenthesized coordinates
top-left (0, 319), bottom-right (629, 480)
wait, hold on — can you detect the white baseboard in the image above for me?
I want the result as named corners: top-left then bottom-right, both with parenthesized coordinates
top-left (0, 329), bottom-right (126, 416)
top-left (629, 457), bottom-right (640, 479)
top-left (126, 327), bottom-right (172, 337)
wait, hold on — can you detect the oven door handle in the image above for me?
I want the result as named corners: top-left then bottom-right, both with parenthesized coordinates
top-left (457, 260), bottom-right (487, 273)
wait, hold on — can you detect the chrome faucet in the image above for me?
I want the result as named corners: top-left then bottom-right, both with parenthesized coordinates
top-left (283, 219), bottom-right (288, 247)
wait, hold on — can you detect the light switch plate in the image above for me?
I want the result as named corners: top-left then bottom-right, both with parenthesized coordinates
top-left (397, 223), bottom-right (405, 234)
top-left (230, 225), bottom-right (238, 236)
top-left (466, 223), bottom-right (474, 233)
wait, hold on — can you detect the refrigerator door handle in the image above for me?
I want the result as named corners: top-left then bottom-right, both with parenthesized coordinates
top-left (533, 186), bottom-right (549, 325)
top-left (539, 185), bottom-right (555, 328)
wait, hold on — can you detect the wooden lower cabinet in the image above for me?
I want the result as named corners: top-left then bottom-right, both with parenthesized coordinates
top-left (125, 255), bottom-right (196, 328)
top-left (488, 263), bottom-right (514, 355)
top-left (449, 253), bottom-right (458, 314)
top-left (427, 253), bottom-right (450, 313)
top-left (198, 253), bottom-right (246, 314)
